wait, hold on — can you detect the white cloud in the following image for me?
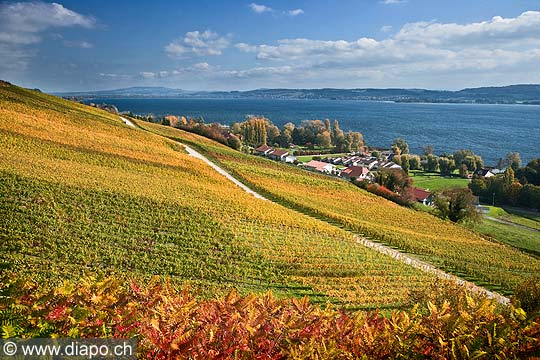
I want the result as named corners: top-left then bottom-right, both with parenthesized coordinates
top-left (381, 0), bottom-right (405, 4)
top-left (249, 3), bottom-right (272, 13)
top-left (64, 40), bottom-right (94, 48)
top-left (99, 73), bottom-right (132, 80)
top-left (222, 65), bottom-right (293, 78)
top-left (139, 71), bottom-right (155, 79)
top-left (287, 9), bottom-right (304, 17)
top-left (0, 1), bottom-right (96, 71)
top-left (193, 62), bottom-right (212, 70)
top-left (230, 11), bottom-right (540, 86)
top-left (165, 30), bottom-right (231, 58)
top-left (0, 1), bottom-right (95, 44)
top-left (395, 11), bottom-right (540, 47)
top-left (381, 25), bottom-right (393, 33)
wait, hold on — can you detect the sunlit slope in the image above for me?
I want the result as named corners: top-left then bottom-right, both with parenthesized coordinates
top-left (0, 84), bottom-right (436, 308)
top-left (137, 121), bottom-right (540, 293)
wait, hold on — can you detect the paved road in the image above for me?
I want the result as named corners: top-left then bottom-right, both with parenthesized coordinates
top-left (119, 116), bottom-right (510, 305)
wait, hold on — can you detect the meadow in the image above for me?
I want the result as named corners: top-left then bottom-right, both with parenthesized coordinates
top-left (409, 170), bottom-right (470, 191)
top-left (137, 121), bottom-right (540, 294)
top-left (0, 84), bottom-right (438, 309)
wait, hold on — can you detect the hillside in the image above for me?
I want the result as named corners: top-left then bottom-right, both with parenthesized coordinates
top-left (56, 84), bottom-right (540, 104)
top-left (2, 83), bottom-right (540, 357)
top-left (0, 83), bottom-right (440, 309)
top-left (136, 121), bottom-right (540, 295)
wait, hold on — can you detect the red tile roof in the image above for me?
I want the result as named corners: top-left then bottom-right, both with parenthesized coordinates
top-left (254, 145), bottom-right (273, 153)
top-left (304, 160), bottom-right (332, 172)
top-left (269, 149), bottom-right (289, 157)
top-left (413, 187), bottom-right (432, 201)
top-left (342, 166), bottom-right (369, 178)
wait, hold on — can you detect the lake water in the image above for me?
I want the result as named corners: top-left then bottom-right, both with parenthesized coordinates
top-left (92, 98), bottom-right (540, 165)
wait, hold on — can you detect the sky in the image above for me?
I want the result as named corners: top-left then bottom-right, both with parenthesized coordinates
top-left (1, 0), bottom-right (540, 92)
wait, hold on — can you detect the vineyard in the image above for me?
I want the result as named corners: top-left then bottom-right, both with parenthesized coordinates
top-left (136, 121), bottom-right (540, 294)
top-left (0, 84), bottom-right (440, 309)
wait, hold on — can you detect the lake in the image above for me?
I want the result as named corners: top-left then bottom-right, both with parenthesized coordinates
top-left (90, 98), bottom-right (540, 165)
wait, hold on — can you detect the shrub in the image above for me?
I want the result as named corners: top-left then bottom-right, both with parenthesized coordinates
top-left (1, 276), bottom-right (539, 358)
top-left (513, 276), bottom-right (540, 313)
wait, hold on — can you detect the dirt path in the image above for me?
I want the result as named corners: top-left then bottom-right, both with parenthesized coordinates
top-left (182, 144), bottom-right (267, 201)
top-left (120, 116), bottom-right (510, 305)
top-left (486, 216), bottom-right (540, 232)
top-left (120, 116), bottom-right (136, 128)
top-left (354, 236), bottom-right (510, 304)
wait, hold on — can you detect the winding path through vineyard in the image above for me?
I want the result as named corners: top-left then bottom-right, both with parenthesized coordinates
top-left (119, 116), bottom-right (510, 305)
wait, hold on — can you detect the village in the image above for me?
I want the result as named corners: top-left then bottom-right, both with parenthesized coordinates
top-left (253, 144), bottom-right (437, 206)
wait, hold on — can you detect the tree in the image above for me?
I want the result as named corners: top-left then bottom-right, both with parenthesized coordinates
top-left (438, 157), bottom-right (456, 176)
top-left (462, 156), bottom-right (478, 174)
top-left (315, 131), bottom-right (332, 148)
top-left (453, 149), bottom-right (483, 171)
top-left (400, 155), bottom-right (410, 174)
top-left (392, 138), bottom-right (409, 155)
top-left (516, 158), bottom-right (540, 186)
top-left (434, 188), bottom-right (480, 223)
top-left (453, 149), bottom-right (474, 166)
top-left (345, 131), bottom-right (364, 152)
top-left (227, 134), bottom-right (242, 150)
top-left (505, 152), bottom-right (522, 171)
top-left (332, 119), bottom-right (343, 146)
top-left (424, 154), bottom-right (439, 172)
top-left (241, 117), bottom-right (267, 147)
top-left (230, 122), bottom-right (242, 135)
top-left (409, 155), bottom-right (421, 170)
top-left (325, 118), bottom-right (331, 133)
top-left (459, 164), bottom-right (469, 178)
top-left (279, 122), bottom-right (295, 147)
top-left (422, 145), bottom-right (434, 156)
top-left (375, 168), bottom-right (413, 194)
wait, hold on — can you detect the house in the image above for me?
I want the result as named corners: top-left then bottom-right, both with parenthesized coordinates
top-left (268, 149), bottom-right (289, 161)
top-left (285, 155), bottom-right (297, 163)
top-left (475, 168), bottom-right (496, 178)
top-left (254, 145), bottom-right (274, 156)
top-left (413, 187), bottom-right (434, 206)
top-left (303, 160), bottom-right (334, 173)
top-left (381, 162), bottom-right (402, 170)
top-left (331, 157), bottom-right (343, 165)
top-left (356, 157), bottom-right (379, 169)
top-left (341, 166), bottom-right (370, 180)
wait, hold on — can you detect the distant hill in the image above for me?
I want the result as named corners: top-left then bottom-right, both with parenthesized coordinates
top-left (54, 84), bottom-right (540, 104)
top-left (54, 86), bottom-right (195, 98)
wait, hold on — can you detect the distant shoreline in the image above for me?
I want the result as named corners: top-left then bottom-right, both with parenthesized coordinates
top-left (66, 95), bottom-right (540, 107)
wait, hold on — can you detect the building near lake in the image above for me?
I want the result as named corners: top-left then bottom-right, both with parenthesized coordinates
top-left (303, 160), bottom-right (334, 174)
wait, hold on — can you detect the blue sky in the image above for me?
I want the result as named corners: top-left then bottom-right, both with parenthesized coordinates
top-left (1, 0), bottom-right (540, 91)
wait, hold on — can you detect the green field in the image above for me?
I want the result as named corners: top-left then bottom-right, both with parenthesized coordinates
top-left (487, 206), bottom-right (540, 230)
top-left (410, 170), bottom-right (470, 191)
top-left (296, 153), bottom-right (348, 163)
top-left (469, 205), bottom-right (540, 255)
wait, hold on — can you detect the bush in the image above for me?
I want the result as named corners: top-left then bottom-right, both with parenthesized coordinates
top-left (513, 276), bottom-right (540, 313)
top-left (1, 276), bottom-right (539, 358)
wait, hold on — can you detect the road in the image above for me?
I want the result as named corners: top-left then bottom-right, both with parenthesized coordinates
top-left (486, 216), bottom-right (539, 232)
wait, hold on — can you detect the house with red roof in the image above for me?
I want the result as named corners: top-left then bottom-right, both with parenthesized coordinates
top-left (268, 149), bottom-right (289, 161)
top-left (303, 160), bottom-right (334, 173)
top-left (413, 187), bottom-right (434, 206)
top-left (341, 166), bottom-right (369, 180)
top-left (254, 145), bottom-right (274, 156)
